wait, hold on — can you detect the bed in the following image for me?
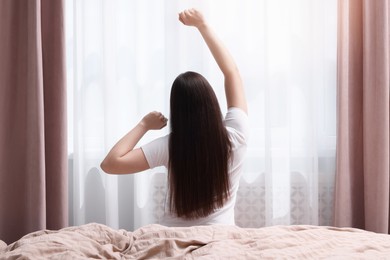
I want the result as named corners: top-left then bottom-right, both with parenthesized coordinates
top-left (1, 223), bottom-right (390, 259)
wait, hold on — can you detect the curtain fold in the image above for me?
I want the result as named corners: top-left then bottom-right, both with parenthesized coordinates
top-left (335, 0), bottom-right (390, 233)
top-left (0, 0), bottom-right (67, 244)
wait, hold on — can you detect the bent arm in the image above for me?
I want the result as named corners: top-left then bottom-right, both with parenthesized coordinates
top-left (179, 9), bottom-right (248, 114)
top-left (101, 111), bottom-right (167, 174)
top-left (100, 123), bottom-right (149, 174)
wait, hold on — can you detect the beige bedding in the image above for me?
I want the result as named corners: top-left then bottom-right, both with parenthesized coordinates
top-left (1, 223), bottom-right (390, 259)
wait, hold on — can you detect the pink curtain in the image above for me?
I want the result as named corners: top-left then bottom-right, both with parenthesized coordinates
top-left (335, 0), bottom-right (390, 233)
top-left (0, 0), bottom-right (68, 243)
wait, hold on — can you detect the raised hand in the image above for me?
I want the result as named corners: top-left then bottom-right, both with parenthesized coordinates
top-left (178, 8), bottom-right (206, 28)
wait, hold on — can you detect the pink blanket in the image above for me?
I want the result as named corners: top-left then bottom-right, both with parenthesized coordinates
top-left (1, 223), bottom-right (390, 259)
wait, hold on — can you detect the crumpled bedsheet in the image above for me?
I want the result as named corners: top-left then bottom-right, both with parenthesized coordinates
top-left (1, 223), bottom-right (390, 259)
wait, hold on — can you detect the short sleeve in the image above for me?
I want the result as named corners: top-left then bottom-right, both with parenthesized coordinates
top-left (141, 134), bottom-right (169, 169)
top-left (224, 107), bottom-right (249, 144)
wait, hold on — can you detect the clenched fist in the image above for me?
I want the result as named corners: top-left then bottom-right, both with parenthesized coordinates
top-left (140, 111), bottom-right (168, 130)
top-left (178, 8), bottom-right (206, 28)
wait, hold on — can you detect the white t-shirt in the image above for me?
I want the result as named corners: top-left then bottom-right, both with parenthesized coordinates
top-left (141, 107), bottom-right (249, 226)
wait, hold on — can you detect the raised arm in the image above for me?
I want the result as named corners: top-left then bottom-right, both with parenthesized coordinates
top-left (179, 8), bottom-right (247, 114)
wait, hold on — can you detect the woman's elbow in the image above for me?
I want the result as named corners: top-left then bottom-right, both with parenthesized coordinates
top-left (100, 159), bottom-right (114, 174)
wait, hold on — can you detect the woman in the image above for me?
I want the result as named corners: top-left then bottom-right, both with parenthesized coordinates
top-left (101, 8), bottom-right (248, 226)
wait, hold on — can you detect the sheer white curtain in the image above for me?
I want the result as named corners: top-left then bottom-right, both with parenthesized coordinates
top-left (66, 0), bottom-right (337, 230)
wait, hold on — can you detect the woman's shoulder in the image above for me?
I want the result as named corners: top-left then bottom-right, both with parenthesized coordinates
top-left (141, 134), bottom-right (170, 169)
top-left (224, 107), bottom-right (249, 143)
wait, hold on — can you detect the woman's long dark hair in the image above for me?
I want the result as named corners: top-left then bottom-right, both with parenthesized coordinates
top-left (168, 71), bottom-right (232, 219)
